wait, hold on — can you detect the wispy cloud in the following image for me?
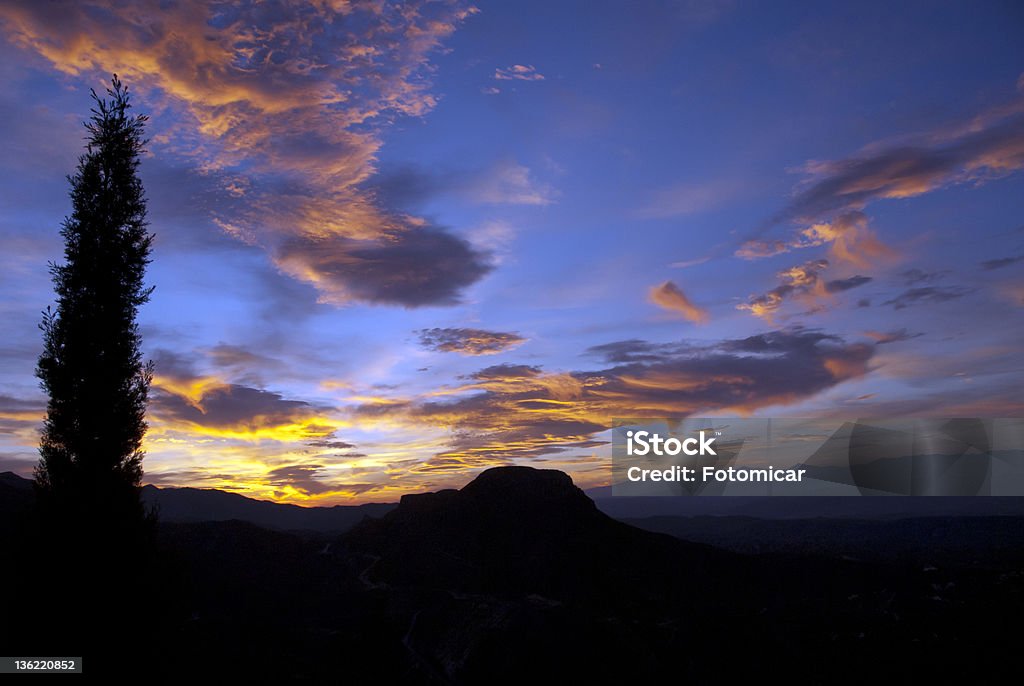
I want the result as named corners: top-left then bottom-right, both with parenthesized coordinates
top-left (776, 106), bottom-right (1024, 223)
top-left (670, 256), bottom-right (712, 269)
top-left (981, 254), bottom-right (1024, 270)
top-left (737, 211), bottom-right (897, 268)
top-left (418, 328), bottom-right (527, 356)
top-left (738, 259), bottom-right (826, 320)
top-left (739, 90), bottom-right (1024, 270)
top-left (825, 275), bottom-right (873, 293)
top-left (738, 259), bottom-right (871, 321)
top-left (883, 285), bottom-right (972, 310)
top-left (370, 161), bottom-right (557, 208)
top-left (901, 268), bottom-right (949, 285)
top-left (864, 329), bottom-right (922, 345)
top-left (648, 281), bottom-right (709, 324)
top-left (735, 239), bottom-right (789, 260)
top-left (494, 64), bottom-right (545, 81)
top-left (469, 161), bottom-right (559, 206)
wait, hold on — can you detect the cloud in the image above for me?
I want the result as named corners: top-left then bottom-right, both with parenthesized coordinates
top-left (825, 275), bottom-right (873, 293)
top-left (738, 258), bottom-right (871, 320)
top-left (149, 352), bottom-right (343, 441)
top-left (205, 343), bottom-right (284, 384)
top-left (494, 64), bottom-right (545, 81)
top-left (737, 211), bottom-right (896, 268)
top-left (670, 256), bottom-right (711, 269)
top-left (468, 364), bottom-right (542, 380)
top-left (275, 225), bottom-right (492, 307)
top-left (883, 286), bottom-right (973, 310)
top-left (304, 439), bottom-right (357, 450)
top-left (0, 394), bottom-right (45, 418)
top-left (418, 328), bottom-right (527, 356)
top-left (481, 86), bottom-right (501, 95)
top-left (648, 281), bottom-right (709, 324)
top-left (469, 161), bottom-right (558, 206)
top-left (0, 394), bottom-right (45, 447)
top-left (741, 92), bottom-right (1024, 270)
top-left (265, 464), bottom-right (332, 496)
top-left (981, 254), bottom-right (1024, 270)
top-left (776, 107), bottom-right (1024, 223)
top-left (735, 239), bottom-right (788, 260)
top-left (370, 161), bottom-right (557, 208)
top-left (792, 212), bottom-right (897, 268)
top-left (864, 329), bottom-right (923, 345)
top-left (356, 329), bottom-right (874, 465)
top-left (151, 382), bottom-right (337, 440)
top-left (586, 340), bottom-right (689, 364)
top-left (265, 463), bottom-right (374, 497)
top-left (0, 0), bottom-right (485, 308)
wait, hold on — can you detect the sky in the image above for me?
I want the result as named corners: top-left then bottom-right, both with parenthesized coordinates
top-left (0, 0), bottom-right (1022, 505)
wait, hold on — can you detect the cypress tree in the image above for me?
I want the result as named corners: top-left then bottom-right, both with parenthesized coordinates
top-left (35, 74), bottom-right (155, 535)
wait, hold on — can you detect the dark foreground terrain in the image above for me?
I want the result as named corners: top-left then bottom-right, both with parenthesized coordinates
top-left (3, 467), bottom-right (1023, 683)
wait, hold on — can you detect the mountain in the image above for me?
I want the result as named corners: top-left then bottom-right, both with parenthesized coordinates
top-left (0, 470), bottom-right (33, 503)
top-left (341, 466), bottom-right (736, 599)
top-left (0, 471), bottom-right (393, 534)
top-left (333, 466), bottom-right (1022, 682)
top-left (141, 483), bottom-right (394, 534)
top-left (8, 469), bottom-right (1023, 537)
top-left (0, 471), bottom-right (34, 536)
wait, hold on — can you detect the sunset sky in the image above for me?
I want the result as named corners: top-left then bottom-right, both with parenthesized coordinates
top-left (1, 0), bottom-right (1022, 504)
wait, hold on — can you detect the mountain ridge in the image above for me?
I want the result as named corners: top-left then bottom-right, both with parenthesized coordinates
top-left (6, 469), bottom-right (1024, 534)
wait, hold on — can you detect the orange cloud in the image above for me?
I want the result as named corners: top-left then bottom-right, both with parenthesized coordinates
top-left (418, 328), bottom-right (527, 356)
top-left (737, 211), bottom-right (898, 268)
top-left (739, 89), bottom-right (1024, 269)
top-left (0, 396), bottom-right (45, 455)
top-left (779, 97), bottom-right (1024, 222)
top-left (797, 211), bottom-right (898, 269)
top-left (737, 258), bottom-right (873, 321)
top-left (648, 281), bottom-right (709, 324)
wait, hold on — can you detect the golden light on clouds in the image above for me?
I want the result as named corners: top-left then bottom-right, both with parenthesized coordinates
top-left (0, 0), bottom-right (491, 308)
top-left (648, 281), bottom-right (709, 324)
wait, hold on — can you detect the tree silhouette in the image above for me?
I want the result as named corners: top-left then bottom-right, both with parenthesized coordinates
top-left (35, 74), bottom-right (155, 536)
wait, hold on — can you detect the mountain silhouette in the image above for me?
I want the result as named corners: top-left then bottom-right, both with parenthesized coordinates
top-left (335, 466), bottom-right (1022, 682)
top-left (0, 471), bottom-right (34, 538)
top-left (7, 469), bottom-right (1022, 535)
top-left (141, 482), bottom-right (394, 533)
top-left (0, 471), bottom-right (394, 534)
top-left (342, 465), bottom-right (734, 601)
